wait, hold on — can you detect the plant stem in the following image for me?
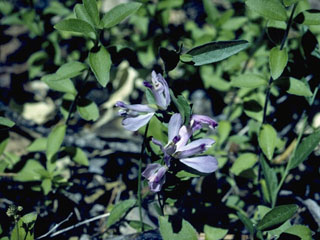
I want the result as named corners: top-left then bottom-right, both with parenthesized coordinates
top-left (157, 193), bottom-right (164, 216)
top-left (258, 3), bottom-right (297, 206)
top-left (65, 71), bottom-right (90, 126)
top-left (137, 122), bottom-right (150, 232)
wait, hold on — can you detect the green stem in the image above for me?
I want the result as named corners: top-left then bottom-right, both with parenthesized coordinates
top-left (258, 4), bottom-right (297, 206)
top-left (65, 71), bottom-right (90, 126)
top-left (137, 122), bottom-right (150, 232)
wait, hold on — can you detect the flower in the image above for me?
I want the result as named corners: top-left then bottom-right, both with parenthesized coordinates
top-left (190, 114), bottom-right (218, 133)
top-left (152, 113), bottom-right (218, 173)
top-left (116, 71), bottom-right (170, 131)
top-left (143, 71), bottom-right (171, 110)
top-left (142, 163), bottom-right (167, 192)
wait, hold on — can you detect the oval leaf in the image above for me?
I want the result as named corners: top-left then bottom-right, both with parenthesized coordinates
top-left (159, 216), bottom-right (198, 240)
top-left (101, 2), bottom-right (142, 28)
top-left (106, 199), bottom-right (136, 228)
top-left (204, 225), bottom-right (228, 240)
top-left (283, 225), bottom-right (312, 240)
top-left (289, 129), bottom-right (320, 170)
top-left (269, 47), bottom-right (288, 80)
top-left (77, 98), bottom-right (100, 121)
top-left (0, 117), bottom-right (15, 127)
top-left (74, 4), bottom-right (95, 27)
top-left (294, 10), bottom-right (320, 25)
top-left (83, 0), bottom-right (99, 26)
top-left (261, 156), bottom-right (278, 205)
top-left (42, 77), bottom-right (77, 94)
top-left (231, 73), bottom-right (268, 88)
top-left (54, 18), bottom-right (95, 33)
top-left (46, 124), bottom-right (66, 161)
top-left (258, 124), bottom-right (277, 160)
top-left (231, 153), bottom-right (258, 176)
top-left (237, 212), bottom-right (254, 235)
top-left (246, 0), bottom-right (287, 21)
top-left (287, 78), bottom-right (312, 97)
top-left (56, 61), bottom-right (87, 80)
top-left (257, 204), bottom-right (298, 231)
top-left (186, 40), bottom-right (249, 66)
top-left (89, 45), bottom-right (111, 87)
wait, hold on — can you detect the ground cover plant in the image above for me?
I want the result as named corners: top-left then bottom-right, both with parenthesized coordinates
top-left (0, 0), bottom-right (320, 239)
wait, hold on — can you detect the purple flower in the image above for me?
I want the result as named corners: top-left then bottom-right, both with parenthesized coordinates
top-left (115, 101), bottom-right (156, 131)
top-left (153, 114), bottom-right (218, 174)
top-left (144, 71), bottom-right (171, 110)
top-left (142, 163), bottom-right (167, 192)
top-left (116, 71), bottom-right (170, 131)
top-left (190, 114), bottom-right (218, 133)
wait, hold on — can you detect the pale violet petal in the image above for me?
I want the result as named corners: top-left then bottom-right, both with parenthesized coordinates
top-left (191, 114), bottom-right (218, 129)
top-left (178, 138), bottom-right (215, 152)
top-left (168, 113), bottom-right (182, 142)
top-left (157, 73), bottom-right (170, 107)
top-left (115, 101), bottom-right (155, 113)
top-left (179, 156), bottom-right (218, 173)
top-left (142, 163), bottom-right (162, 179)
top-left (175, 125), bottom-right (192, 150)
top-left (122, 113), bottom-right (154, 131)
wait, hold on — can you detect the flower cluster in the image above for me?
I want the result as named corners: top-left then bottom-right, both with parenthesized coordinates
top-left (115, 71), bottom-right (170, 131)
top-left (116, 71), bottom-right (218, 192)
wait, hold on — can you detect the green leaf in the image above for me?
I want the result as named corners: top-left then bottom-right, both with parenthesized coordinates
top-left (128, 221), bottom-right (153, 231)
top-left (246, 0), bottom-right (287, 21)
top-left (42, 77), bottom-right (77, 95)
top-left (258, 124), bottom-right (277, 160)
top-left (294, 10), bottom-right (320, 25)
top-left (106, 199), bottom-right (136, 228)
top-left (89, 45), bottom-right (111, 87)
top-left (64, 147), bottom-right (89, 166)
top-left (186, 40), bottom-right (249, 66)
top-left (77, 98), bottom-right (100, 121)
top-left (0, 138), bottom-right (9, 157)
top-left (55, 61), bottom-right (87, 80)
top-left (289, 129), bottom-right (320, 169)
top-left (180, 54), bottom-right (193, 62)
top-left (159, 216), bottom-right (198, 240)
top-left (54, 18), bottom-right (95, 33)
top-left (282, 225), bottom-right (312, 240)
top-left (27, 138), bottom-right (47, 152)
top-left (217, 120), bottom-right (231, 146)
top-left (261, 156), bottom-right (278, 206)
top-left (157, 0), bottom-right (184, 10)
top-left (83, 0), bottom-right (100, 26)
top-left (177, 95), bottom-right (192, 126)
top-left (0, 117), bottom-right (15, 128)
top-left (46, 124), bottom-right (66, 161)
top-left (287, 78), bottom-right (312, 97)
top-left (204, 225), bottom-right (228, 240)
top-left (269, 47), bottom-right (288, 80)
top-left (101, 2), bottom-right (142, 28)
top-left (230, 153), bottom-right (258, 176)
top-left (283, 0), bottom-right (301, 7)
top-left (14, 159), bottom-right (45, 182)
top-left (257, 204), bottom-right (298, 231)
top-left (41, 178), bottom-right (52, 195)
top-left (237, 212), bottom-right (254, 235)
top-left (11, 212), bottom-right (37, 240)
top-left (74, 4), bottom-right (94, 26)
top-left (231, 74), bottom-right (268, 88)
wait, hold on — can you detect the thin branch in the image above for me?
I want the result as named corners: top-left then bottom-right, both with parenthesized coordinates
top-left (36, 212), bottom-right (110, 239)
top-left (36, 213), bottom-right (73, 239)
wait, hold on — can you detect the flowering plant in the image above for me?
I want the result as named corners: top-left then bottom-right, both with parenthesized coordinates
top-left (116, 72), bottom-right (219, 194)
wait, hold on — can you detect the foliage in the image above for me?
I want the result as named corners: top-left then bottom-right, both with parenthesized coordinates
top-left (0, 0), bottom-right (320, 239)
